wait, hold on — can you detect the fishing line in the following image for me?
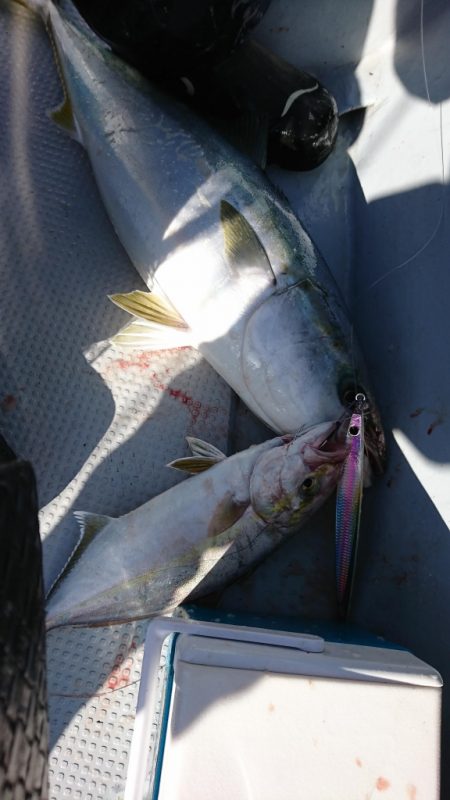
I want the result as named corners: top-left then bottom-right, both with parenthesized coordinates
top-left (349, 322), bottom-right (358, 397)
top-left (420, 0), bottom-right (431, 104)
top-left (362, 0), bottom-right (446, 295)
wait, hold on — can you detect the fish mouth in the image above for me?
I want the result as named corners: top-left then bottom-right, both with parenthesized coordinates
top-left (302, 421), bottom-right (349, 468)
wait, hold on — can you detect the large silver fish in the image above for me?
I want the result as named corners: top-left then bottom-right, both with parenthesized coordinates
top-left (46, 422), bottom-right (347, 629)
top-left (23, 0), bottom-right (384, 463)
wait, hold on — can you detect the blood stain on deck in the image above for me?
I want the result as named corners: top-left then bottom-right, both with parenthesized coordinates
top-left (111, 353), bottom-right (220, 423)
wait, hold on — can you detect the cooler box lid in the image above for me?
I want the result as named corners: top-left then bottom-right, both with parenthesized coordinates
top-left (155, 634), bottom-right (442, 800)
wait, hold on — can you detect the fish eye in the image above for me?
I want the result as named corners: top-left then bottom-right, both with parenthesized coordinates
top-left (301, 475), bottom-right (317, 493)
top-left (349, 424), bottom-right (360, 436)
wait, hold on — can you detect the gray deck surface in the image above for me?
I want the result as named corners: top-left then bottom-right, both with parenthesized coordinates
top-left (1, 0), bottom-right (449, 796)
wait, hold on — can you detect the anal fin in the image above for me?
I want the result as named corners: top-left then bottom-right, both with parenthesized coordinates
top-left (111, 319), bottom-right (193, 351)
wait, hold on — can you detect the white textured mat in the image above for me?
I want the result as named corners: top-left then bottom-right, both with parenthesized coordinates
top-left (47, 623), bottom-right (146, 799)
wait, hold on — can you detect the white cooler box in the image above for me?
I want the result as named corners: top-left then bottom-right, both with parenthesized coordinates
top-left (125, 615), bottom-right (442, 800)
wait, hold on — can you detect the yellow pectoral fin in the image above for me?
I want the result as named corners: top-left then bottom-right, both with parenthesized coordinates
top-left (220, 200), bottom-right (276, 284)
top-left (207, 494), bottom-right (249, 539)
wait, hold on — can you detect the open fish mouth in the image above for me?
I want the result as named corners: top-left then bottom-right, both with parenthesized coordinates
top-left (302, 421), bottom-right (349, 468)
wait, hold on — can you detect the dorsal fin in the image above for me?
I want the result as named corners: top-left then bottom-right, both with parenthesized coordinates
top-left (186, 437), bottom-right (226, 460)
top-left (46, 17), bottom-right (83, 142)
top-left (46, 512), bottom-right (112, 599)
top-left (167, 437), bottom-right (226, 473)
top-left (50, 96), bottom-right (81, 141)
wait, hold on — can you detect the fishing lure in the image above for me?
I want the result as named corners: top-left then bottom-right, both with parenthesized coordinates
top-left (335, 393), bottom-right (366, 615)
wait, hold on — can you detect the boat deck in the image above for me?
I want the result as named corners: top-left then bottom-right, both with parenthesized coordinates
top-left (1, 0), bottom-right (449, 796)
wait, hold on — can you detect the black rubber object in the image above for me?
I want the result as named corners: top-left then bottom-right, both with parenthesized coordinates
top-left (72, 0), bottom-right (272, 77)
top-left (0, 455), bottom-right (49, 800)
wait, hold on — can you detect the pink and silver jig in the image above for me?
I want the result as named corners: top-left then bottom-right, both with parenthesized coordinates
top-left (335, 393), bottom-right (365, 615)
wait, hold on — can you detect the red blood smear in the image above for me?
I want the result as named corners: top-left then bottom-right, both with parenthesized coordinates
top-left (114, 355), bottom-right (219, 423)
top-left (115, 349), bottom-right (189, 370)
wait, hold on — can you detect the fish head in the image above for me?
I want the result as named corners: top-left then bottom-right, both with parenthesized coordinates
top-left (250, 420), bottom-right (348, 529)
top-left (241, 278), bottom-right (386, 474)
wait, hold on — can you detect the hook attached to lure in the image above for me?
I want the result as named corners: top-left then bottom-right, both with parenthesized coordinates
top-left (335, 392), bottom-right (366, 618)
